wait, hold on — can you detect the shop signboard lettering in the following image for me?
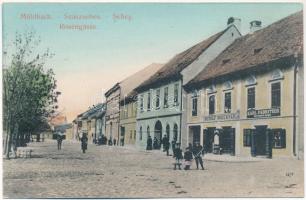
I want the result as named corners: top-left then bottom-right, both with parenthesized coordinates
top-left (204, 111), bottom-right (240, 121)
top-left (247, 108), bottom-right (280, 118)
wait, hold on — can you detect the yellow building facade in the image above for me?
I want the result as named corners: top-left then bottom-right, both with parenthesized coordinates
top-left (119, 100), bottom-right (137, 146)
top-left (185, 11), bottom-right (303, 158)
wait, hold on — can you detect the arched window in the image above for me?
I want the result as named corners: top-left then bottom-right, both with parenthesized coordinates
top-left (173, 123), bottom-right (178, 141)
top-left (166, 124), bottom-right (170, 139)
top-left (223, 81), bottom-right (233, 90)
top-left (207, 85), bottom-right (216, 94)
top-left (139, 126), bottom-right (143, 141)
top-left (147, 126), bottom-right (150, 137)
top-left (271, 69), bottom-right (283, 80)
top-left (245, 75), bottom-right (257, 86)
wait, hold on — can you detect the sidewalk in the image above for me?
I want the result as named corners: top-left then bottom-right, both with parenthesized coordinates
top-left (204, 153), bottom-right (268, 162)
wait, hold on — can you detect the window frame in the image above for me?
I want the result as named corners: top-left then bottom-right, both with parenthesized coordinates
top-left (247, 87), bottom-right (256, 110)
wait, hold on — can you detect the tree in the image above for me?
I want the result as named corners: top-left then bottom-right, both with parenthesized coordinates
top-left (3, 30), bottom-right (60, 159)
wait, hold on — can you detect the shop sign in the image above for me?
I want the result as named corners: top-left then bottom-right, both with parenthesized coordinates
top-left (247, 108), bottom-right (280, 118)
top-left (204, 111), bottom-right (240, 121)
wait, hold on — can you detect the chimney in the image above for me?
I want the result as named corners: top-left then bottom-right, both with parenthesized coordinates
top-left (250, 20), bottom-right (262, 33)
top-left (227, 17), bottom-right (241, 33)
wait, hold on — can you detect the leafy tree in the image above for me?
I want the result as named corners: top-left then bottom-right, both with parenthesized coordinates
top-left (3, 31), bottom-right (60, 159)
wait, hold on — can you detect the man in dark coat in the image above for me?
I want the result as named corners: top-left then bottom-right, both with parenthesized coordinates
top-left (57, 133), bottom-right (63, 150)
top-left (184, 147), bottom-right (193, 170)
top-left (146, 136), bottom-right (153, 150)
top-left (162, 135), bottom-right (170, 156)
top-left (81, 133), bottom-right (88, 153)
top-left (171, 140), bottom-right (176, 157)
top-left (153, 137), bottom-right (159, 149)
top-left (173, 143), bottom-right (183, 170)
top-left (193, 142), bottom-right (205, 170)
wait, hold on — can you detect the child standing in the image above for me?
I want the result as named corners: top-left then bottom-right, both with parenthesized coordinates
top-left (184, 147), bottom-right (193, 170)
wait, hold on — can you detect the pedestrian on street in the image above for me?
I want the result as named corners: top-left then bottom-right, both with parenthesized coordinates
top-left (81, 133), bottom-right (88, 153)
top-left (184, 147), bottom-right (193, 170)
top-left (192, 142), bottom-right (205, 170)
top-left (173, 143), bottom-right (183, 170)
top-left (162, 135), bottom-right (170, 156)
top-left (153, 137), bottom-right (159, 149)
top-left (57, 133), bottom-right (63, 150)
top-left (146, 135), bottom-right (152, 150)
top-left (171, 140), bottom-right (176, 157)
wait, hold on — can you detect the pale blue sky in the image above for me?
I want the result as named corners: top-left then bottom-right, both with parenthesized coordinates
top-left (2, 3), bottom-right (303, 121)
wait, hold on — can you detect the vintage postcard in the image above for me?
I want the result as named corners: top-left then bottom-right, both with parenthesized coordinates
top-left (2, 1), bottom-right (304, 198)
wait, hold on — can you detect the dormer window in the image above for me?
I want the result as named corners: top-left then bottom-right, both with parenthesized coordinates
top-left (254, 48), bottom-right (263, 54)
top-left (222, 59), bottom-right (231, 65)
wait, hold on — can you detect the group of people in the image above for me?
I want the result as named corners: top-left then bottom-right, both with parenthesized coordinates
top-left (173, 142), bottom-right (205, 170)
top-left (146, 135), bottom-right (205, 170)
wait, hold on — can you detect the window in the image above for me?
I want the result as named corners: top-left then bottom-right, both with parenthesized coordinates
top-left (174, 84), bottom-right (179, 105)
top-left (140, 95), bottom-right (144, 112)
top-left (243, 129), bottom-right (252, 147)
top-left (139, 126), bottom-right (143, 141)
top-left (156, 89), bottom-right (160, 109)
top-left (164, 87), bottom-right (169, 107)
top-left (272, 129), bottom-right (286, 148)
top-left (147, 92), bottom-right (151, 111)
top-left (209, 95), bottom-right (215, 114)
top-left (192, 98), bottom-right (198, 116)
top-left (224, 92), bottom-right (231, 113)
top-left (147, 126), bottom-right (150, 137)
top-left (271, 82), bottom-right (281, 108)
top-left (173, 124), bottom-right (178, 141)
top-left (247, 87), bottom-right (255, 109)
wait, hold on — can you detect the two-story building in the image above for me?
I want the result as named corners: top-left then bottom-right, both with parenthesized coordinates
top-left (185, 11), bottom-right (303, 158)
top-left (105, 63), bottom-right (163, 146)
top-left (135, 18), bottom-right (242, 150)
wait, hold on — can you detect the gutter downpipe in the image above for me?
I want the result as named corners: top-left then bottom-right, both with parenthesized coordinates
top-left (293, 54), bottom-right (298, 157)
top-left (180, 78), bottom-right (183, 147)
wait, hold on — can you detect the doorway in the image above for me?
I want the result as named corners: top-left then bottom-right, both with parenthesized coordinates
top-left (220, 127), bottom-right (235, 155)
top-left (154, 120), bottom-right (162, 146)
top-left (255, 125), bottom-right (267, 156)
top-left (120, 126), bottom-right (125, 146)
top-left (203, 127), bottom-right (215, 153)
top-left (189, 126), bottom-right (200, 146)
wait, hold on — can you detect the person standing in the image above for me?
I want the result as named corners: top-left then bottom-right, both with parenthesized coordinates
top-left (146, 135), bottom-right (153, 150)
top-left (171, 140), bottom-right (176, 157)
top-left (57, 133), bottom-right (63, 150)
top-left (81, 133), bottom-right (88, 153)
top-left (192, 142), bottom-right (205, 170)
top-left (173, 143), bottom-right (183, 170)
top-left (153, 137), bottom-right (159, 149)
top-left (184, 147), bottom-right (193, 170)
top-left (163, 136), bottom-right (170, 156)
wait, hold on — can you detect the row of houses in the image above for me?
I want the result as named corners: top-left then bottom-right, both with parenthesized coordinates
top-left (74, 11), bottom-right (303, 159)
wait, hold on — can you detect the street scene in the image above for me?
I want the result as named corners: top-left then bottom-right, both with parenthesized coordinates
top-left (3, 140), bottom-right (304, 198)
top-left (2, 2), bottom-right (304, 199)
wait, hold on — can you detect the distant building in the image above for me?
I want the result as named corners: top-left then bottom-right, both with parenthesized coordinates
top-left (73, 103), bottom-right (105, 143)
top-left (185, 11), bottom-right (303, 159)
top-left (105, 63), bottom-right (163, 146)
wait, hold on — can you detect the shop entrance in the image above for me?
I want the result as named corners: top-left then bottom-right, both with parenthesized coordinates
top-left (203, 127), bottom-right (215, 153)
top-left (254, 125), bottom-right (267, 156)
top-left (220, 127), bottom-right (235, 155)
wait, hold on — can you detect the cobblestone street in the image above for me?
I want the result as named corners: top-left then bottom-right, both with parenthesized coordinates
top-left (3, 140), bottom-right (304, 198)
